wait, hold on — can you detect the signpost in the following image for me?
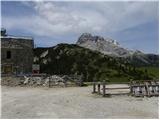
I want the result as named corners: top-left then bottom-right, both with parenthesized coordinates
top-left (32, 64), bottom-right (40, 74)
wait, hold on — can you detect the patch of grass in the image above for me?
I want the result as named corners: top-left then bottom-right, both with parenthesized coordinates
top-left (84, 82), bottom-right (93, 86)
top-left (81, 83), bottom-right (88, 87)
top-left (137, 66), bottom-right (159, 79)
top-left (108, 77), bottom-right (130, 84)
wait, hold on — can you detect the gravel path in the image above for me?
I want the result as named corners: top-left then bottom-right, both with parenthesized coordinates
top-left (1, 85), bottom-right (159, 119)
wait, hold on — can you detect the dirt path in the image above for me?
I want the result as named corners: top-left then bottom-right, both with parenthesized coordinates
top-left (1, 85), bottom-right (159, 119)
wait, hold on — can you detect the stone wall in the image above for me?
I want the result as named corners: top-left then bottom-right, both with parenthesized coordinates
top-left (1, 37), bottom-right (34, 74)
top-left (1, 75), bottom-right (83, 87)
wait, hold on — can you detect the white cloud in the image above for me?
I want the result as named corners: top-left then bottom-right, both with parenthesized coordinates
top-left (2, 1), bottom-right (158, 37)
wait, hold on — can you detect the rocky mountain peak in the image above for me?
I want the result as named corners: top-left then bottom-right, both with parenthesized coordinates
top-left (75, 33), bottom-right (159, 65)
top-left (77, 33), bottom-right (105, 44)
top-left (134, 50), bottom-right (143, 54)
top-left (77, 33), bottom-right (119, 46)
top-left (76, 33), bottom-right (130, 57)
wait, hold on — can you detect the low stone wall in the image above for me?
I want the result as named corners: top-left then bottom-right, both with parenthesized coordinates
top-left (1, 76), bottom-right (23, 86)
top-left (1, 75), bottom-right (83, 87)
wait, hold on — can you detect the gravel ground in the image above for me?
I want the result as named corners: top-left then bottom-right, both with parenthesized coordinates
top-left (1, 85), bottom-right (159, 119)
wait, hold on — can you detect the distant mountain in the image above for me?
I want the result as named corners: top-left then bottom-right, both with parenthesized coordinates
top-left (127, 52), bottom-right (159, 66)
top-left (76, 33), bottom-right (158, 66)
top-left (33, 44), bottom-right (158, 82)
top-left (76, 33), bottom-right (133, 57)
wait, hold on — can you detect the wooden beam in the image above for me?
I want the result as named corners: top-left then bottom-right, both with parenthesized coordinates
top-left (104, 87), bottom-right (130, 90)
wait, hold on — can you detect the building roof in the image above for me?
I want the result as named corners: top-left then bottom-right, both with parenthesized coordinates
top-left (1, 35), bottom-right (33, 40)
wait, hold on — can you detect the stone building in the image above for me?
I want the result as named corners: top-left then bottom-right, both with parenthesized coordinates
top-left (1, 29), bottom-right (34, 74)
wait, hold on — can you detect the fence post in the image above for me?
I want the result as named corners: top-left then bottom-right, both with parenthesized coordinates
top-left (93, 82), bottom-right (96, 93)
top-left (48, 77), bottom-right (50, 88)
top-left (129, 79), bottom-right (133, 95)
top-left (102, 82), bottom-right (106, 97)
top-left (130, 86), bottom-right (133, 95)
top-left (98, 83), bottom-right (101, 94)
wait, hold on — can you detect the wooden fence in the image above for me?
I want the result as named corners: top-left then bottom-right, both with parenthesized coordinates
top-left (92, 80), bottom-right (159, 97)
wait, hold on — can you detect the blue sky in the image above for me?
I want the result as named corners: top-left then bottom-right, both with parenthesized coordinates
top-left (1, 1), bottom-right (159, 54)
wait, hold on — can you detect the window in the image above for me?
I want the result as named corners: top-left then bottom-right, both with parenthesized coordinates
top-left (6, 51), bottom-right (11, 59)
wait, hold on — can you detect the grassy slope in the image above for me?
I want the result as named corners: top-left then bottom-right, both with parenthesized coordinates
top-left (137, 66), bottom-right (159, 79)
top-left (34, 44), bottom-right (158, 83)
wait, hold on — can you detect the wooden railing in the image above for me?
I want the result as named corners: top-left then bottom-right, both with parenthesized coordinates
top-left (92, 80), bottom-right (159, 97)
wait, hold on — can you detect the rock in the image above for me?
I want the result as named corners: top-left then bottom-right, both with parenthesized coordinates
top-left (24, 76), bottom-right (29, 85)
top-left (29, 78), bottom-right (35, 85)
top-left (43, 77), bottom-right (50, 86)
top-left (40, 50), bottom-right (48, 58)
top-left (36, 77), bottom-right (42, 85)
top-left (1, 75), bottom-right (83, 87)
top-left (76, 33), bottom-right (131, 57)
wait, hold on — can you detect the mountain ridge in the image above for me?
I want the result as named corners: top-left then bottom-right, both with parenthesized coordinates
top-left (76, 33), bottom-right (158, 66)
top-left (76, 33), bottom-right (134, 57)
top-left (33, 43), bottom-right (158, 82)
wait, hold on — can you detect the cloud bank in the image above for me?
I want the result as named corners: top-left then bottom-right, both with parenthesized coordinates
top-left (2, 1), bottom-right (158, 37)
